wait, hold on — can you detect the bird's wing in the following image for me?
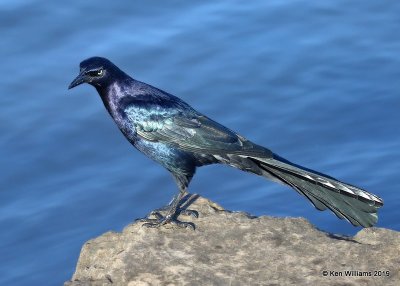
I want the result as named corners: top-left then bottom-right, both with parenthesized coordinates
top-left (123, 100), bottom-right (272, 157)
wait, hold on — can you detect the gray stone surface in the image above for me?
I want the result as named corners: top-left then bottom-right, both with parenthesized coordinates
top-left (65, 195), bottom-right (399, 286)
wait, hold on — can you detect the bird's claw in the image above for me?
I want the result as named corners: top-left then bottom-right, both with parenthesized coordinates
top-left (137, 208), bottom-right (197, 230)
top-left (149, 206), bottom-right (169, 214)
top-left (138, 215), bottom-right (195, 230)
top-left (179, 209), bottom-right (199, 218)
top-left (148, 207), bottom-right (198, 218)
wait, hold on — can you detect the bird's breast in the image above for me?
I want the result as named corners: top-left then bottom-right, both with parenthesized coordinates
top-left (133, 137), bottom-right (197, 175)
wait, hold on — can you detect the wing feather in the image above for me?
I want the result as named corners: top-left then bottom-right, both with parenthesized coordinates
top-left (122, 99), bottom-right (272, 157)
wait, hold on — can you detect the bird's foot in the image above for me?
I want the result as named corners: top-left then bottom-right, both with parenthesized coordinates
top-left (137, 208), bottom-right (198, 230)
top-left (178, 209), bottom-right (199, 218)
top-left (149, 207), bottom-right (198, 218)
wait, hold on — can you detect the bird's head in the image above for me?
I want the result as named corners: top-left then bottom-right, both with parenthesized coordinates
top-left (68, 57), bottom-right (124, 90)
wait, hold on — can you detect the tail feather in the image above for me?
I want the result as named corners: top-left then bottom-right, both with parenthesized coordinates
top-left (247, 155), bottom-right (383, 227)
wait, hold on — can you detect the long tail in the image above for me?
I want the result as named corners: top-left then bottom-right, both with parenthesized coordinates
top-left (239, 153), bottom-right (383, 227)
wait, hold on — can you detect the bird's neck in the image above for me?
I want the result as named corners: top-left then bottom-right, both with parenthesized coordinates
top-left (96, 85), bottom-right (116, 117)
top-left (95, 86), bottom-right (111, 115)
top-left (96, 79), bottom-right (134, 118)
top-left (95, 67), bottom-right (132, 105)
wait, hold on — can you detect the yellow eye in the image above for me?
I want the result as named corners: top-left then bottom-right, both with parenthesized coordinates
top-left (87, 69), bottom-right (103, 77)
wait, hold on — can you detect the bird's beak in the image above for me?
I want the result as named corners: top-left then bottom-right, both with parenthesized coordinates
top-left (68, 72), bottom-right (86, 90)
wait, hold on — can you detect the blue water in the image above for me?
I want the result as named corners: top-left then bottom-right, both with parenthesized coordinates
top-left (1, 1), bottom-right (399, 285)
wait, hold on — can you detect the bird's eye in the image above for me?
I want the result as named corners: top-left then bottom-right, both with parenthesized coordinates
top-left (87, 69), bottom-right (103, 77)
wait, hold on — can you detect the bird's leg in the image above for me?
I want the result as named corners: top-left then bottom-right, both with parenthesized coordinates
top-left (147, 193), bottom-right (178, 215)
top-left (148, 193), bottom-right (198, 218)
top-left (138, 188), bottom-right (197, 230)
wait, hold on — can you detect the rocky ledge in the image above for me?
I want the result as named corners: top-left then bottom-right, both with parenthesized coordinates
top-left (65, 195), bottom-right (399, 286)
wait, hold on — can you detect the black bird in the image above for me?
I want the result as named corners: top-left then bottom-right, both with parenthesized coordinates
top-left (69, 56), bottom-right (383, 229)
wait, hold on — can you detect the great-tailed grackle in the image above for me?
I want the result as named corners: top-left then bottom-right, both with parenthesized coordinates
top-left (69, 57), bottom-right (383, 229)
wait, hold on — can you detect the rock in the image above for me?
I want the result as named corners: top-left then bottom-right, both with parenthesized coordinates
top-left (65, 195), bottom-right (400, 286)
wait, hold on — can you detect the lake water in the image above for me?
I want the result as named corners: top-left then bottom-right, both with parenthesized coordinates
top-left (1, 1), bottom-right (399, 285)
